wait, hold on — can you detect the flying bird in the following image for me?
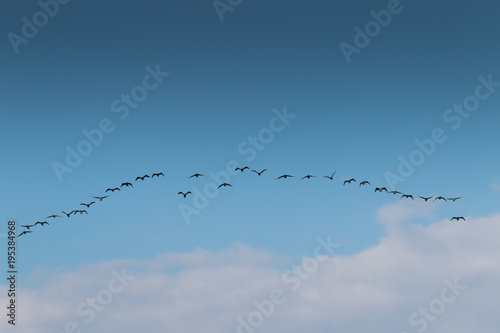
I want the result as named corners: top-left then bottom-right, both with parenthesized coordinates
top-left (218, 183), bottom-right (232, 188)
top-left (447, 197), bottom-right (462, 202)
top-left (323, 171), bottom-right (336, 180)
top-left (276, 175), bottom-right (294, 180)
top-left (20, 224), bottom-right (35, 230)
top-left (401, 194), bottom-right (414, 200)
top-left (93, 195), bottom-right (109, 201)
top-left (419, 196), bottom-right (434, 201)
top-left (252, 169), bottom-right (267, 176)
top-left (359, 181), bottom-right (371, 187)
top-left (178, 191), bottom-right (192, 198)
top-left (135, 175), bottom-right (150, 181)
top-left (189, 173), bottom-right (204, 178)
top-left (388, 190), bottom-right (401, 195)
top-left (375, 187), bottom-right (388, 192)
top-left (235, 167), bottom-right (249, 172)
top-left (301, 175), bottom-right (316, 179)
top-left (434, 196), bottom-right (447, 202)
top-left (451, 216), bottom-right (466, 221)
top-left (61, 210), bottom-right (75, 217)
top-left (34, 221), bottom-right (49, 226)
top-left (73, 210), bottom-right (88, 215)
top-left (80, 201), bottom-right (95, 207)
top-left (46, 214), bottom-right (60, 218)
top-left (343, 178), bottom-right (356, 185)
top-left (151, 172), bottom-right (164, 178)
top-left (106, 188), bottom-right (120, 192)
top-left (18, 231), bottom-right (33, 237)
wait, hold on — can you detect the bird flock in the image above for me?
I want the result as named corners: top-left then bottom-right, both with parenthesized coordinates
top-left (17, 169), bottom-right (465, 238)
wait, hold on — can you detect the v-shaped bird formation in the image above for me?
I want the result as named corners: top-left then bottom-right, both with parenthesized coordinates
top-left (17, 168), bottom-right (465, 237)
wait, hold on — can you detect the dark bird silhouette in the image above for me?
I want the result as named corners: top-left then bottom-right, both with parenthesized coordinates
top-left (80, 202), bottom-right (95, 207)
top-left (93, 195), bottom-right (109, 201)
top-left (61, 210), bottom-right (75, 217)
top-left (235, 167), bottom-right (249, 172)
top-left (73, 210), bottom-right (88, 215)
top-left (135, 175), bottom-right (150, 181)
top-left (151, 172), bottom-right (164, 178)
top-left (20, 224), bottom-right (35, 230)
top-left (18, 230), bottom-right (32, 237)
top-left (106, 188), bottom-right (120, 192)
top-left (218, 183), bottom-right (232, 188)
top-left (301, 175), bottom-right (316, 180)
top-left (375, 187), bottom-right (388, 192)
top-left (388, 190), bottom-right (401, 195)
top-left (47, 214), bottom-right (60, 218)
top-left (419, 196), bottom-right (434, 202)
top-left (434, 196), bottom-right (447, 202)
top-left (359, 181), bottom-right (370, 187)
top-left (121, 182), bottom-right (133, 188)
top-left (34, 221), bottom-right (49, 226)
top-left (451, 216), bottom-right (466, 221)
top-left (189, 173), bottom-right (204, 178)
top-left (252, 169), bottom-right (267, 176)
top-left (401, 194), bottom-right (414, 200)
top-left (343, 178), bottom-right (356, 185)
top-left (323, 171), bottom-right (336, 180)
top-left (178, 191), bottom-right (192, 198)
top-left (447, 197), bottom-right (462, 202)
top-left (276, 175), bottom-right (293, 180)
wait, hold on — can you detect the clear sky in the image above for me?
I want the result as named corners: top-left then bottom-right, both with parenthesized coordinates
top-left (1, 0), bottom-right (499, 332)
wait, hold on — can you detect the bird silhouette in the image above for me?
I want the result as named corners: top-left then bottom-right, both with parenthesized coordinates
top-left (343, 178), bottom-right (356, 185)
top-left (375, 187), bottom-right (388, 192)
top-left (252, 169), bottom-right (267, 176)
top-left (61, 210), bottom-right (75, 217)
top-left (388, 190), bottom-right (401, 195)
top-left (323, 172), bottom-right (336, 180)
top-left (359, 181), bottom-right (370, 187)
top-left (93, 195), bottom-right (109, 201)
top-left (121, 182), bottom-right (133, 188)
top-left (419, 196), bottom-right (434, 201)
top-left (301, 175), bottom-right (316, 179)
top-left (276, 175), bottom-right (293, 180)
top-left (235, 167), bottom-right (249, 172)
top-left (451, 216), bottom-right (465, 221)
top-left (47, 214), bottom-right (60, 218)
top-left (189, 173), bottom-right (204, 178)
top-left (178, 191), bottom-right (192, 198)
top-left (434, 196), bottom-right (447, 202)
top-left (218, 183), bottom-right (232, 188)
top-left (73, 210), bottom-right (88, 215)
top-left (135, 175), bottom-right (150, 181)
top-left (151, 172), bottom-right (164, 178)
top-left (34, 221), bottom-right (49, 226)
top-left (401, 194), bottom-right (414, 200)
top-left (80, 202), bottom-right (95, 207)
top-left (20, 224), bottom-right (35, 229)
top-left (106, 188), bottom-right (120, 192)
top-left (447, 197), bottom-right (462, 202)
top-left (18, 230), bottom-right (32, 237)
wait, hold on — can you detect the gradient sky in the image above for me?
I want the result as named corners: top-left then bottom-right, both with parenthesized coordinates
top-left (1, 0), bottom-right (499, 332)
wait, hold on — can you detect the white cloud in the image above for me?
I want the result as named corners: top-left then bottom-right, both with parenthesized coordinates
top-left (2, 206), bottom-right (500, 333)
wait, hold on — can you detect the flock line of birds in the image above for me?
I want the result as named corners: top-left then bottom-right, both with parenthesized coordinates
top-left (17, 169), bottom-right (466, 237)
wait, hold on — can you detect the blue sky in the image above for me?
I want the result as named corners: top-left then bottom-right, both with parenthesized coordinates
top-left (1, 0), bottom-right (499, 332)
